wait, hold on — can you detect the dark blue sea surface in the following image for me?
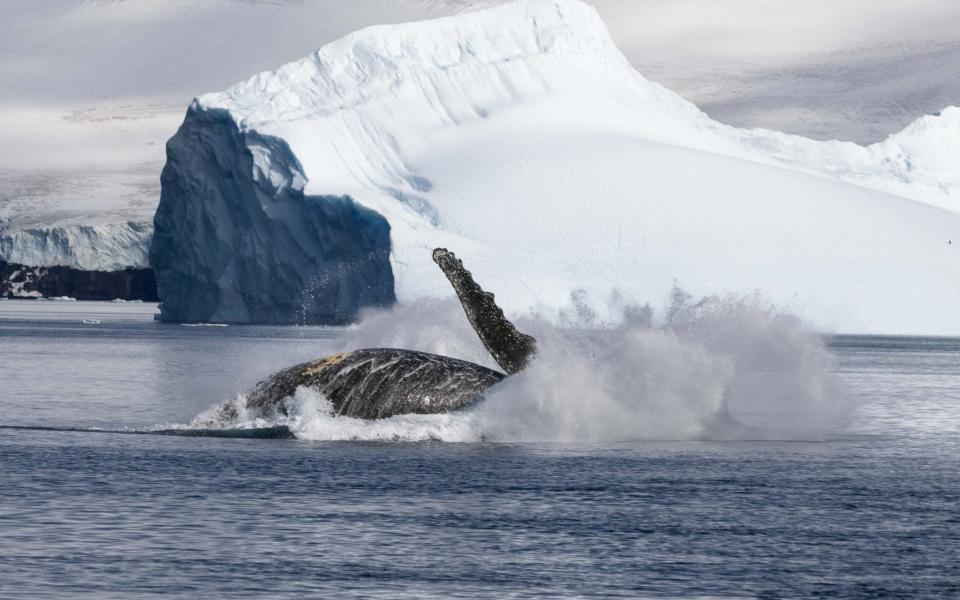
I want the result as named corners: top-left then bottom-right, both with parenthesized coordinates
top-left (1, 301), bottom-right (958, 598)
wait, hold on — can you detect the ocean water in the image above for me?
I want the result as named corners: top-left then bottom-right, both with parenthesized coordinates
top-left (1, 300), bottom-right (958, 598)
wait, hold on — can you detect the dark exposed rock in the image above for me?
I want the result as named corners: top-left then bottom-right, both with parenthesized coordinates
top-left (0, 259), bottom-right (158, 301)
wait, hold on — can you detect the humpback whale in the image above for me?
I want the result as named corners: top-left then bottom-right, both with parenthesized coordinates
top-left (238, 248), bottom-right (537, 420)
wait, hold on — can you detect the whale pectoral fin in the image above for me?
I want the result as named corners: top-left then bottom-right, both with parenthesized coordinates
top-left (432, 248), bottom-right (537, 375)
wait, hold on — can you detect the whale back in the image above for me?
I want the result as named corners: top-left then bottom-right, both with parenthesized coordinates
top-left (432, 248), bottom-right (537, 375)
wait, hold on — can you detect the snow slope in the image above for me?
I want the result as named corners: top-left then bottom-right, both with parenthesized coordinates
top-left (152, 0), bottom-right (960, 333)
top-left (3, 0), bottom-right (959, 271)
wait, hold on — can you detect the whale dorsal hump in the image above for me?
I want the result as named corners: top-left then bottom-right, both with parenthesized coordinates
top-left (432, 248), bottom-right (537, 375)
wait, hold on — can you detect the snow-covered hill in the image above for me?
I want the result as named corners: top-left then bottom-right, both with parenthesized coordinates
top-left (152, 0), bottom-right (960, 333)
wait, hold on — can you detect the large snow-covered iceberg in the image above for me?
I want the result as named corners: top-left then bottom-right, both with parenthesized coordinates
top-left (151, 0), bottom-right (960, 333)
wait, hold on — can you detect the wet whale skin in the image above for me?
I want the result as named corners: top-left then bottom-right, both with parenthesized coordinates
top-left (245, 348), bottom-right (505, 419)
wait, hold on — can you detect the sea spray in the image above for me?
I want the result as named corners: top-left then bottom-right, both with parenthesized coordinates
top-left (340, 288), bottom-right (849, 441)
top-left (663, 289), bottom-right (848, 437)
top-left (192, 289), bottom-right (851, 442)
top-left (475, 325), bottom-right (731, 441)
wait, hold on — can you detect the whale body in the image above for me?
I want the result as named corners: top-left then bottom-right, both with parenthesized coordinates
top-left (245, 349), bottom-right (505, 419)
top-left (237, 248), bottom-right (536, 420)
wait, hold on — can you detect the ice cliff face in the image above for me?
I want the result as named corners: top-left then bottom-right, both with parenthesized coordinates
top-left (151, 108), bottom-right (393, 324)
top-left (152, 0), bottom-right (960, 332)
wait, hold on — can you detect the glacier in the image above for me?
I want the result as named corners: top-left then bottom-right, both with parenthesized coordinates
top-left (0, 222), bottom-right (151, 272)
top-left (151, 0), bottom-right (960, 333)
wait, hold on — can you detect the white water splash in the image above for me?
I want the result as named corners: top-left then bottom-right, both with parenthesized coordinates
top-left (191, 289), bottom-right (852, 442)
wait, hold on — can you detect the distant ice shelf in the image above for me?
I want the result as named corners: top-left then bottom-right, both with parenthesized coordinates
top-left (0, 222), bottom-right (152, 271)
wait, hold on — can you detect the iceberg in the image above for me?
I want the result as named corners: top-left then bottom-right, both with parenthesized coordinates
top-left (150, 0), bottom-right (960, 333)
